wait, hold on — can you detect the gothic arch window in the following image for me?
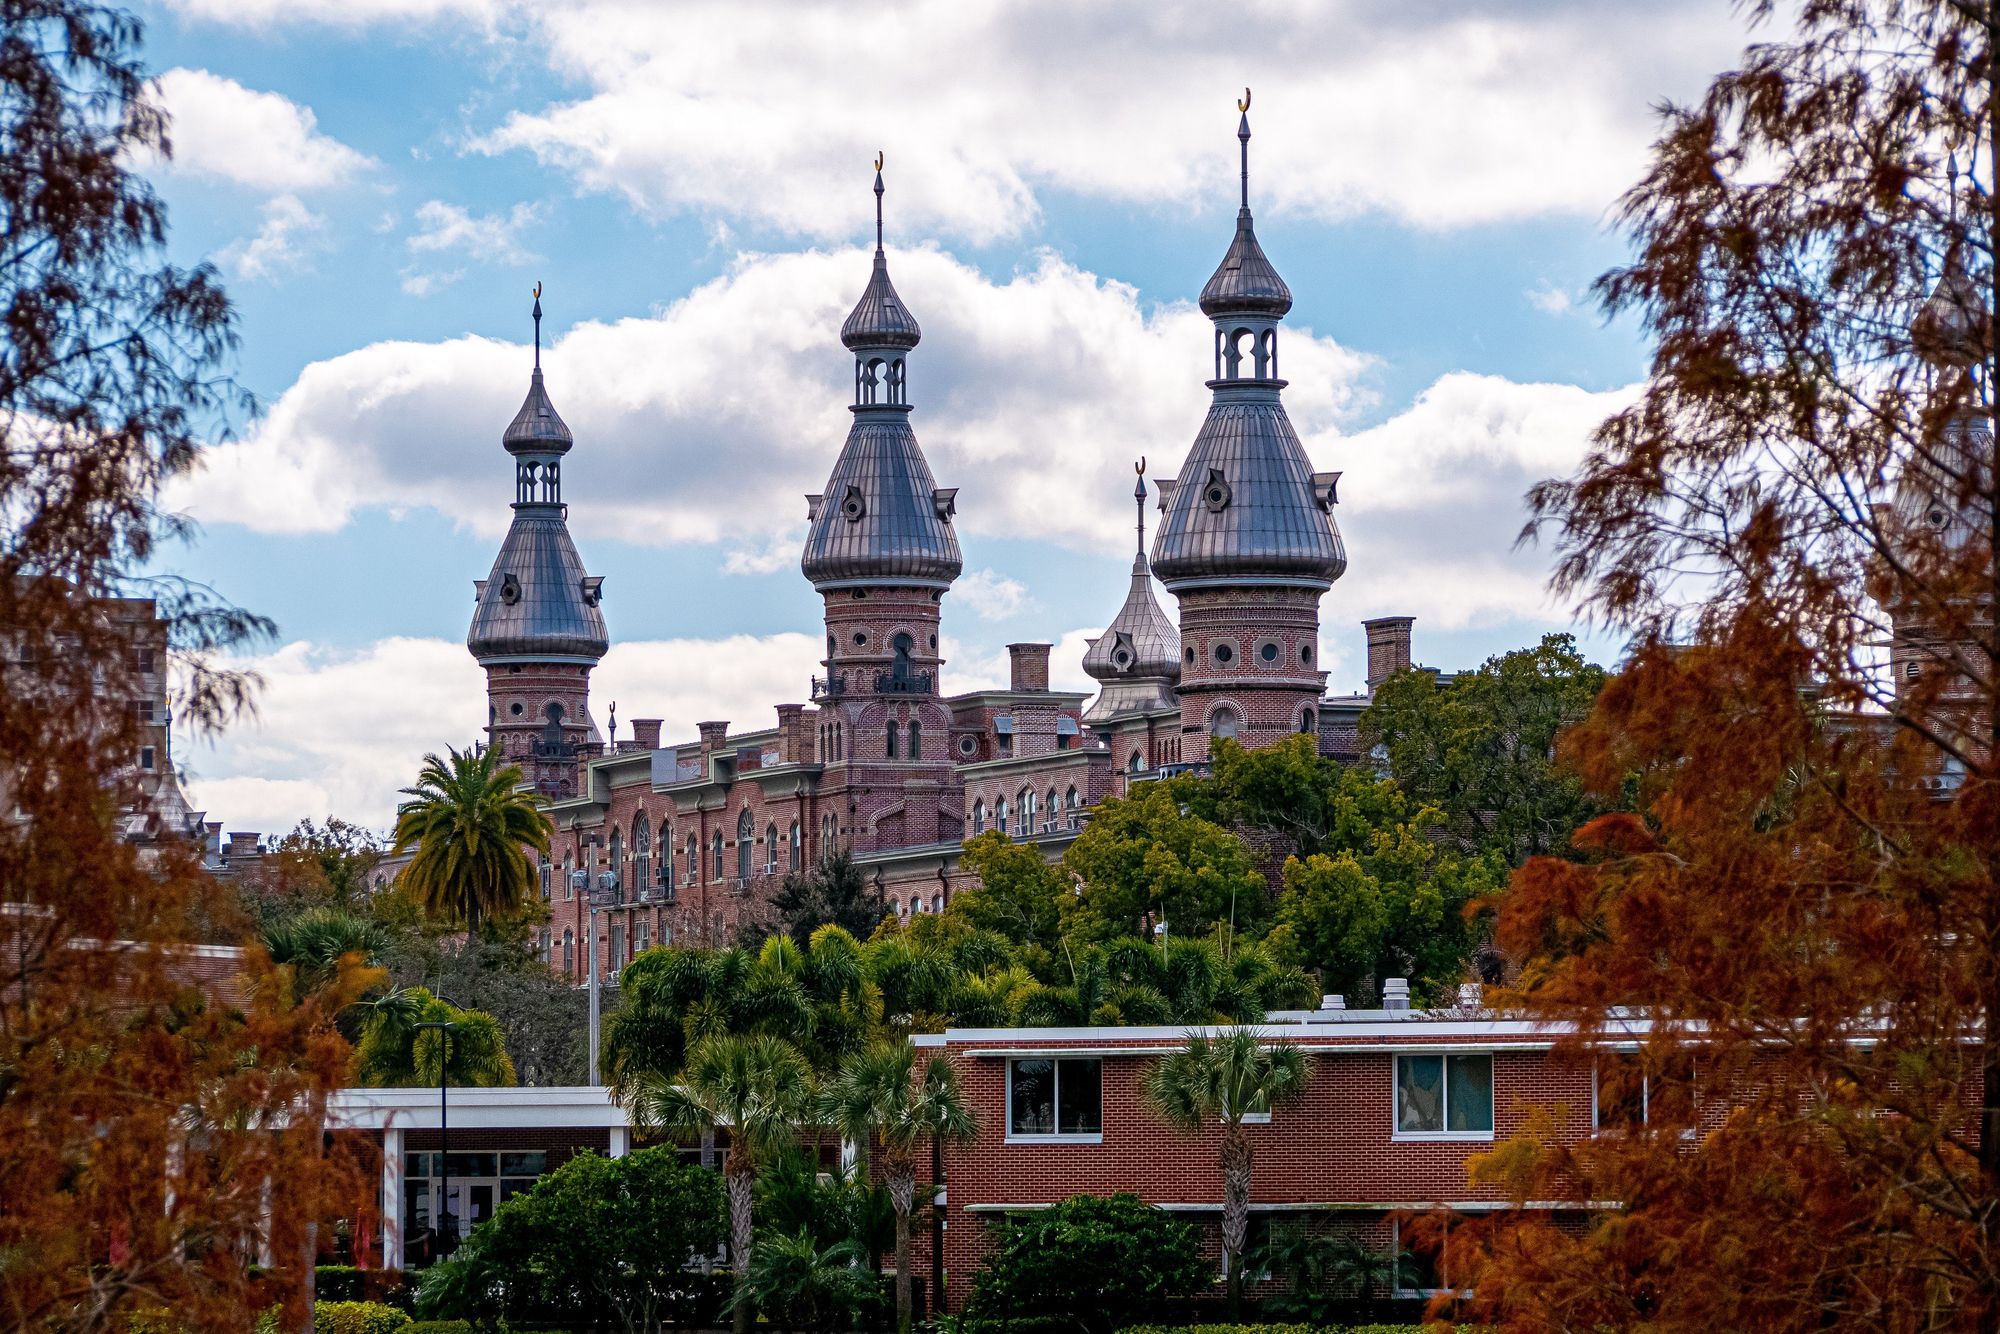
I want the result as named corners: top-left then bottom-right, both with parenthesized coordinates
top-left (997, 797), bottom-right (1010, 835)
top-left (1046, 789), bottom-right (1058, 827)
top-left (563, 854), bottom-right (575, 900)
top-left (658, 818), bottom-right (673, 887)
top-left (972, 800), bottom-right (986, 834)
top-left (886, 720), bottom-right (900, 759)
top-left (736, 808), bottom-right (754, 880)
top-left (788, 820), bottom-right (802, 870)
top-left (539, 855), bottom-right (551, 901)
top-left (1129, 749), bottom-right (1146, 774)
top-left (563, 929), bottom-right (574, 978)
top-left (711, 829), bottom-right (724, 881)
top-left (912, 895), bottom-right (925, 915)
top-left (908, 719), bottom-right (921, 759)
top-left (1300, 707), bottom-right (1317, 734)
top-left (1020, 788), bottom-right (1037, 832)
top-left (1210, 705), bottom-right (1241, 742)
top-left (765, 823), bottom-right (778, 874)
top-left (607, 829), bottom-right (623, 896)
top-left (1066, 785), bottom-right (1081, 813)
top-left (686, 835), bottom-right (699, 884)
top-left (891, 632), bottom-right (913, 684)
top-left (932, 893), bottom-right (944, 914)
top-left (632, 816), bottom-right (650, 896)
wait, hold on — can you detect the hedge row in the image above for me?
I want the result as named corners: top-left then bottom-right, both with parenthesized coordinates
top-left (312, 1302), bottom-right (409, 1334)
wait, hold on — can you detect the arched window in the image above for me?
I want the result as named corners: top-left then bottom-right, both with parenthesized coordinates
top-left (685, 835), bottom-right (698, 884)
top-left (765, 823), bottom-right (779, 873)
top-left (607, 829), bottom-right (622, 897)
top-left (891, 632), bottom-right (913, 684)
top-left (788, 820), bottom-right (802, 870)
top-left (1066, 785), bottom-right (1080, 810)
top-left (912, 895), bottom-right (925, 915)
top-left (659, 819), bottom-right (673, 888)
top-left (538, 927), bottom-right (550, 963)
top-left (539, 856), bottom-right (551, 900)
top-left (736, 808), bottom-right (754, 880)
top-left (563, 929), bottom-right (574, 977)
top-left (1211, 706), bottom-right (1240, 742)
top-left (886, 721), bottom-right (900, 759)
top-left (1019, 788), bottom-right (1036, 832)
top-left (1046, 790), bottom-right (1058, 827)
top-left (908, 719), bottom-right (921, 760)
top-left (932, 893), bottom-right (944, 914)
top-left (563, 854), bottom-right (575, 899)
top-left (997, 798), bottom-right (1010, 835)
top-left (1129, 749), bottom-right (1146, 774)
top-left (711, 829), bottom-right (724, 881)
top-left (972, 800), bottom-right (986, 834)
top-left (633, 816), bottom-right (650, 896)
top-left (1299, 707), bottom-right (1316, 734)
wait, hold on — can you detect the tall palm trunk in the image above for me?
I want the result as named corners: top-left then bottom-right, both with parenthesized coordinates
top-left (728, 1156), bottom-right (755, 1334)
top-left (888, 1155), bottom-right (916, 1334)
top-left (1220, 1127), bottom-right (1251, 1319)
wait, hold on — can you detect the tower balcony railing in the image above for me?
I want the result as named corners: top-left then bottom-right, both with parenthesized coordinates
top-left (811, 675), bottom-right (846, 700)
top-left (874, 670), bottom-right (932, 694)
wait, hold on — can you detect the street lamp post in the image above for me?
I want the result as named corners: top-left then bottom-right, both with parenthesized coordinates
top-left (414, 1019), bottom-right (457, 1255)
top-left (1155, 917), bottom-right (1169, 963)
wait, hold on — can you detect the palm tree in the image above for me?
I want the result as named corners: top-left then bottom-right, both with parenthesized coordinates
top-left (822, 1041), bottom-right (977, 1333)
top-left (392, 746), bottom-right (550, 934)
top-left (1143, 1028), bottom-right (1310, 1318)
top-left (257, 904), bottom-right (384, 1008)
top-left (733, 1230), bottom-right (876, 1334)
top-left (627, 1033), bottom-right (816, 1334)
top-left (354, 987), bottom-right (516, 1087)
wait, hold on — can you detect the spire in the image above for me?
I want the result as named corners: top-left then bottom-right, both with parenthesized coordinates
top-left (1201, 87), bottom-right (1291, 320)
top-left (532, 280), bottom-right (543, 370)
top-left (875, 151), bottom-right (885, 251)
top-left (1238, 87), bottom-right (1251, 211)
top-left (1134, 457), bottom-right (1148, 557)
top-left (841, 153), bottom-right (922, 358)
top-left (1084, 461), bottom-right (1181, 718)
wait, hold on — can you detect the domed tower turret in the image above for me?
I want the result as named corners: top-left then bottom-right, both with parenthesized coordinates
top-left (1083, 463), bottom-right (1185, 786)
top-left (800, 159), bottom-right (963, 851)
top-left (1152, 92), bottom-right (1344, 759)
top-left (468, 286), bottom-right (609, 799)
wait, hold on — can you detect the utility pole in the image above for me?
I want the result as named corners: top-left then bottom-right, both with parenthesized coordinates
top-left (414, 1019), bottom-right (456, 1255)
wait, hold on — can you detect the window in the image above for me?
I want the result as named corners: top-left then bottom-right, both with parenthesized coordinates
top-left (539, 858), bottom-right (551, 901)
top-left (1129, 750), bottom-right (1146, 773)
top-left (887, 721), bottom-right (900, 759)
top-left (735, 809), bottom-right (754, 880)
top-left (1020, 788), bottom-right (1036, 831)
top-left (1594, 1051), bottom-right (1697, 1131)
top-left (1007, 1057), bottom-right (1102, 1138)
top-left (608, 921), bottom-right (624, 973)
top-left (765, 823), bottom-right (778, 873)
top-left (607, 830), bottom-right (623, 897)
top-left (686, 836), bottom-right (699, 884)
top-left (1210, 706), bottom-right (1240, 742)
top-left (931, 893), bottom-right (944, 913)
top-left (139, 745), bottom-right (156, 771)
top-left (538, 927), bottom-right (551, 964)
top-left (1065, 785), bottom-right (1081, 810)
top-left (1222, 1215), bottom-right (1274, 1281)
top-left (1393, 1215), bottom-right (1470, 1297)
top-left (908, 720), bottom-right (921, 759)
top-left (1300, 708), bottom-right (1316, 733)
top-left (1259, 640), bottom-right (1280, 663)
top-left (891, 632), bottom-right (913, 683)
top-left (788, 821), bottom-right (802, 870)
top-left (564, 856), bottom-right (575, 900)
top-left (135, 699), bottom-right (154, 723)
top-left (972, 800), bottom-right (986, 834)
top-left (711, 830), bottom-right (724, 880)
top-left (633, 818), bottom-right (651, 897)
top-left (1394, 1053), bottom-right (1493, 1137)
top-left (563, 930), bottom-right (574, 977)
top-left (635, 917), bottom-right (650, 955)
top-left (135, 648), bottom-right (155, 674)
top-left (997, 798), bottom-right (1010, 835)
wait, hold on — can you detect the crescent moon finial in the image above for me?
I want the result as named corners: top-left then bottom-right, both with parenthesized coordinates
top-left (1135, 457), bottom-right (1146, 476)
top-left (1238, 87), bottom-right (1251, 113)
top-left (533, 280), bottom-right (542, 300)
top-left (874, 150), bottom-right (884, 172)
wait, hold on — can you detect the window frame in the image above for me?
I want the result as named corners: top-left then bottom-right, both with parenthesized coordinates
top-left (1391, 1051), bottom-right (1495, 1141)
top-left (1004, 1055), bottom-right (1104, 1144)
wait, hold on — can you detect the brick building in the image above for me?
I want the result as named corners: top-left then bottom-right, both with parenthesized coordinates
top-left (464, 115), bottom-right (1441, 984)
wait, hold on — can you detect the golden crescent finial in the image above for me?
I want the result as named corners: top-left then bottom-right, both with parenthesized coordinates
top-left (533, 281), bottom-right (542, 300)
top-left (874, 150), bottom-right (885, 172)
top-left (1238, 87), bottom-right (1251, 113)
top-left (1135, 457), bottom-right (1146, 476)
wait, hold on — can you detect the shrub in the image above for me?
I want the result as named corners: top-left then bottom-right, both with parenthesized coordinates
top-left (965, 1193), bottom-right (1207, 1334)
top-left (313, 1301), bottom-right (411, 1334)
top-left (401, 1323), bottom-right (475, 1334)
top-left (315, 1265), bottom-right (363, 1301)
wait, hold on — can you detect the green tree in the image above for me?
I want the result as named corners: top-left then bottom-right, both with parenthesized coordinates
top-left (1361, 634), bottom-right (1606, 862)
top-left (627, 1034), bottom-right (817, 1334)
top-left (1062, 781), bottom-right (1265, 940)
top-left (391, 746), bottom-right (551, 935)
top-left (766, 850), bottom-right (889, 947)
top-left (822, 1042), bottom-right (977, 1333)
top-left (377, 921), bottom-right (586, 1086)
top-left (952, 831), bottom-right (1066, 949)
top-left (733, 1231), bottom-right (875, 1334)
top-left (414, 1146), bottom-right (725, 1334)
top-left (1251, 1223), bottom-right (1401, 1322)
top-left (353, 987), bottom-right (516, 1088)
top-left (258, 905), bottom-right (384, 1009)
top-left (1143, 1029), bottom-right (1311, 1317)
top-left (964, 1193), bottom-right (1207, 1334)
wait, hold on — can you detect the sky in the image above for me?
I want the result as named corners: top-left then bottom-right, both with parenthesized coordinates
top-left (136, 0), bottom-right (1763, 838)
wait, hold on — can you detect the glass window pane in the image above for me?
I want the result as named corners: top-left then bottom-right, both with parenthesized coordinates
top-left (1010, 1059), bottom-right (1054, 1135)
top-left (404, 1151), bottom-right (432, 1177)
top-left (1446, 1054), bottom-right (1493, 1132)
top-left (1397, 1054), bottom-right (1444, 1132)
top-left (1056, 1058), bottom-right (1102, 1134)
top-left (499, 1152), bottom-right (546, 1177)
top-left (445, 1152), bottom-right (497, 1178)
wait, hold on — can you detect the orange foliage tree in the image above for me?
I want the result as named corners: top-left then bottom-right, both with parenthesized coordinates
top-left (0, 5), bottom-right (373, 1328)
top-left (1442, 1), bottom-right (2000, 1329)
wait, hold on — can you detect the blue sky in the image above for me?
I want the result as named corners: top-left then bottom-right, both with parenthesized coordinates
top-left (137, 0), bottom-right (1756, 834)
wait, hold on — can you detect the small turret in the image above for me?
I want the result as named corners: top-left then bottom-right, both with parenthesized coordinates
top-left (1083, 462), bottom-right (1180, 726)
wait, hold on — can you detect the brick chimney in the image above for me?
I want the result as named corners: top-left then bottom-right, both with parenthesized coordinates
top-left (774, 704), bottom-right (808, 763)
top-left (1007, 643), bottom-right (1051, 692)
top-left (1363, 616), bottom-right (1415, 691)
top-left (697, 720), bottom-right (730, 757)
top-left (630, 718), bottom-right (663, 750)
top-left (227, 832), bottom-right (263, 860)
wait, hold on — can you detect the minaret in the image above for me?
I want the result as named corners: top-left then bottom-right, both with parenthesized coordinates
top-left (1152, 92), bottom-right (1345, 759)
top-left (467, 286), bottom-right (610, 800)
top-left (1083, 461), bottom-right (1181, 731)
top-left (801, 158), bottom-right (963, 851)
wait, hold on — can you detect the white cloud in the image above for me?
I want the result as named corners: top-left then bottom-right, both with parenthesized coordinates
top-left (401, 269), bottom-right (465, 297)
top-left (168, 245), bottom-right (1372, 559)
top-left (470, 0), bottom-right (1742, 241)
top-left (220, 194), bottom-right (328, 280)
top-left (408, 200), bottom-right (542, 264)
top-left (154, 68), bottom-right (374, 193)
top-left (956, 569), bottom-right (1031, 621)
top-left (162, 0), bottom-right (504, 27)
top-left (1526, 283), bottom-right (1575, 316)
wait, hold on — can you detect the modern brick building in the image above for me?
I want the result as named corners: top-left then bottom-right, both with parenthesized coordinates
top-left (460, 113), bottom-right (1439, 983)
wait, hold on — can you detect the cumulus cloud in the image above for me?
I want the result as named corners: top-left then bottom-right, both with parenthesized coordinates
top-left (154, 68), bottom-right (374, 193)
top-left (408, 200), bottom-right (542, 264)
top-left (162, 0), bottom-right (504, 27)
top-left (956, 569), bottom-right (1032, 621)
top-left (1525, 283), bottom-right (1576, 316)
top-left (469, 0), bottom-right (1741, 241)
top-left (220, 194), bottom-right (328, 280)
top-left (168, 245), bottom-right (1372, 558)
